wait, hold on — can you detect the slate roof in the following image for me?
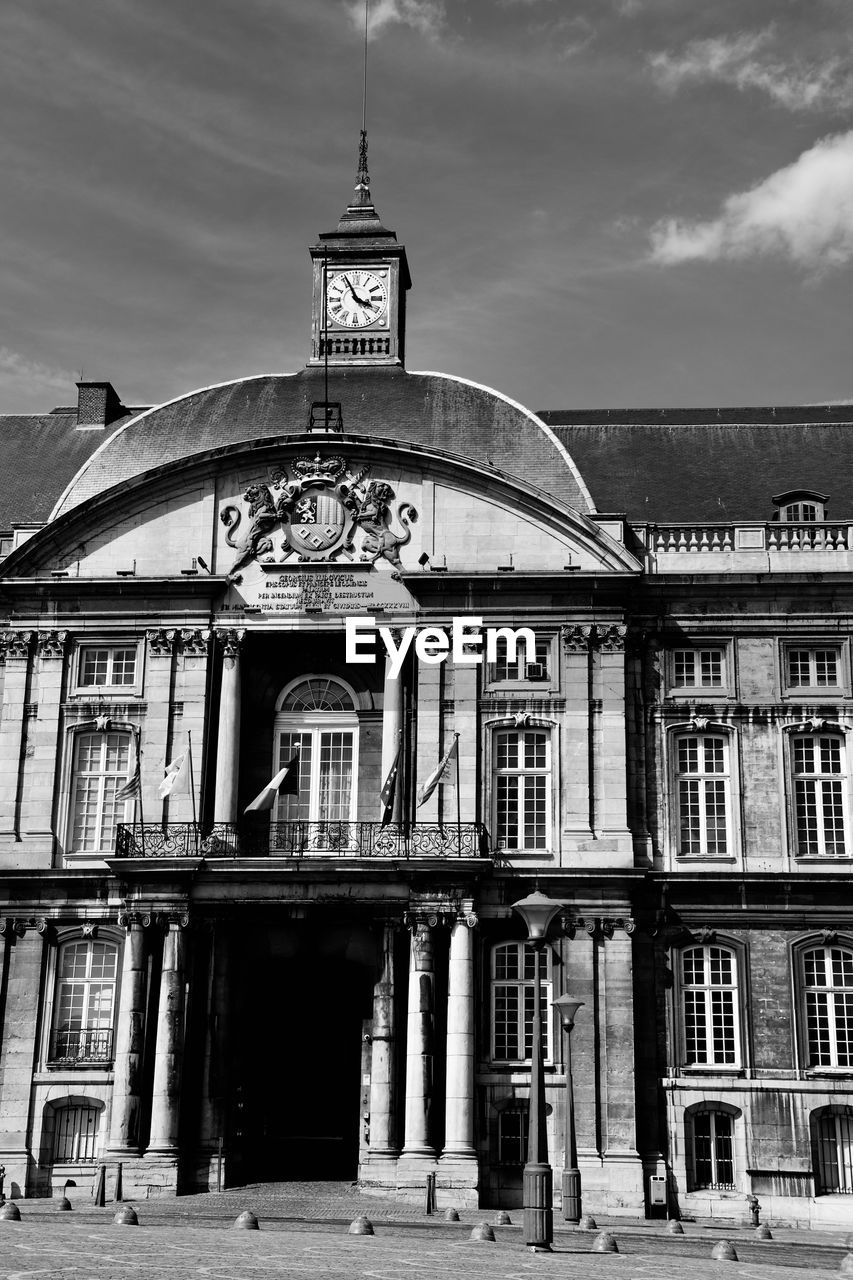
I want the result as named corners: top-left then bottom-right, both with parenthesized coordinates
top-left (540, 407), bottom-right (853, 523)
top-left (0, 409), bottom-right (137, 530)
top-left (50, 369), bottom-right (593, 518)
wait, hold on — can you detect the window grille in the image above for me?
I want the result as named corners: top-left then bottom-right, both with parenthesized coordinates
top-left (814, 1109), bottom-right (853, 1194)
top-left (792, 735), bottom-right (847, 858)
top-left (676, 733), bottom-right (730, 856)
top-left (491, 942), bottom-right (551, 1062)
top-left (53, 1105), bottom-right (100, 1162)
top-left (681, 945), bottom-right (740, 1066)
top-left (71, 732), bottom-right (132, 852)
top-left (803, 946), bottom-right (853, 1068)
top-left (691, 1109), bottom-right (735, 1190)
top-left (281, 678), bottom-right (354, 713)
top-left (672, 649), bottom-right (724, 688)
top-left (495, 729), bottom-right (550, 850)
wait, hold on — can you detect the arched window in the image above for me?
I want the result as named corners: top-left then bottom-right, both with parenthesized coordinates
top-left (494, 728), bottom-right (551, 851)
top-left (53, 1101), bottom-right (101, 1162)
top-left (680, 944), bottom-right (741, 1067)
top-left (812, 1107), bottom-right (853, 1195)
top-left (801, 944), bottom-right (853, 1068)
top-left (273, 677), bottom-right (358, 827)
top-left (673, 731), bottom-right (731, 857)
top-left (69, 730), bottom-right (134, 853)
top-left (687, 1106), bottom-right (737, 1191)
top-left (791, 733), bottom-right (848, 858)
top-left (491, 941), bottom-right (552, 1062)
top-left (49, 939), bottom-right (118, 1065)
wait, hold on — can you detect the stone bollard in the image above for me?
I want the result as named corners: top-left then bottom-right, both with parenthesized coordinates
top-left (711, 1240), bottom-right (738, 1262)
top-left (592, 1231), bottom-right (619, 1253)
top-left (348, 1216), bottom-right (375, 1236)
top-left (444, 1207), bottom-right (460, 1222)
top-left (470, 1224), bottom-right (495, 1242)
top-left (755, 1224), bottom-right (773, 1241)
top-left (495, 1210), bottom-right (512, 1225)
top-left (0, 1202), bottom-right (21, 1221)
top-left (113, 1206), bottom-right (138, 1226)
top-left (58, 1196), bottom-right (72, 1211)
top-left (578, 1213), bottom-right (598, 1231)
top-left (666, 1219), bottom-right (685, 1234)
top-left (234, 1211), bottom-right (259, 1230)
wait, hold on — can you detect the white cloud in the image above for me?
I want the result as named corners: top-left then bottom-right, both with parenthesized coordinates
top-left (345, 0), bottom-right (445, 40)
top-left (648, 27), bottom-right (853, 113)
top-left (649, 131), bottom-right (853, 272)
top-left (0, 347), bottom-right (77, 401)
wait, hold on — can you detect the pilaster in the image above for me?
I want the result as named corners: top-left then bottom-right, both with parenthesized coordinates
top-left (0, 632), bottom-right (34, 836)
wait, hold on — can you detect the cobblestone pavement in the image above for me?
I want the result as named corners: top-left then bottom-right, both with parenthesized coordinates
top-left (0, 1184), bottom-right (849, 1280)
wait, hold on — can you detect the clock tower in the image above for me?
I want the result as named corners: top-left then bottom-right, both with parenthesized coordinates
top-left (309, 132), bottom-right (411, 367)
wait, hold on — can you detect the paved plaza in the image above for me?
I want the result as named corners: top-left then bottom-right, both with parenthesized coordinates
top-left (0, 1183), bottom-right (848, 1280)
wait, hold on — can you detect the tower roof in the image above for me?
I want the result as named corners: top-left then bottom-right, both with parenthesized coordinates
top-left (317, 131), bottom-right (398, 245)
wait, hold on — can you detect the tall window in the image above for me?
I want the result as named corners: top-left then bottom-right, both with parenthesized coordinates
top-left (495, 729), bottom-right (550, 850)
top-left (70, 732), bottom-right (132, 853)
top-left (53, 1104), bottom-right (100, 1162)
top-left (491, 941), bottom-right (551, 1062)
top-left (675, 733), bottom-right (730, 857)
top-left (689, 1108), bottom-right (736, 1190)
top-left (672, 648), bottom-right (724, 689)
top-left (813, 1108), bottom-right (853, 1194)
top-left (274, 678), bottom-right (357, 826)
top-left (802, 945), bottom-right (853, 1068)
top-left (792, 734), bottom-right (847, 858)
top-left (50, 940), bottom-right (118, 1064)
top-left (681, 945), bottom-right (740, 1066)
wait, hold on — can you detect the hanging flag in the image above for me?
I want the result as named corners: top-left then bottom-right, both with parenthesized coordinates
top-left (417, 736), bottom-right (458, 808)
top-left (379, 747), bottom-right (401, 827)
top-left (115, 735), bottom-right (141, 803)
top-left (158, 747), bottom-right (190, 799)
top-left (244, 751), bottom-right (300, 814)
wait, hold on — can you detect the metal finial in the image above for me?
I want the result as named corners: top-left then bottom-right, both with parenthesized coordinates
top-left (354, 128), bottom-right (371, 204)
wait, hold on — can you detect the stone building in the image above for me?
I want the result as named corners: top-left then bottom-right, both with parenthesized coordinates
top-left (0, 149), bottom-right (850, 1227)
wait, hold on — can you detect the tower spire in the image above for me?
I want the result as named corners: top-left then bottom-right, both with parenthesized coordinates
top-left (353, 2), bottom-right (371, 208)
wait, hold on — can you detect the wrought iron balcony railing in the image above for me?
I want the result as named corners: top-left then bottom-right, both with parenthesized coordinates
top-left (49, 1027), bottom-right (113, 1065)
top-left (115, 820), bottom-right (491, 860)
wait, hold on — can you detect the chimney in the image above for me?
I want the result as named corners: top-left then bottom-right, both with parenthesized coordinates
top-left (76, 381), bottom-right (126, 428)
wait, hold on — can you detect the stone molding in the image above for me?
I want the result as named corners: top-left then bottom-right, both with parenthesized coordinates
top-left (3, 629), bottom-right (34, 661)
top-left (147, 629), bottom-right (178, 657)
top-left (37, 630), bottom-right (68, 659)
top-left (561, 623), bottom-right (627, 652)
top-left (561, 913), bottom-right (635, 939)
top-left (181, 629), bottom-right (211, 657)
top-left (217, 628), bottom-right (246, 658)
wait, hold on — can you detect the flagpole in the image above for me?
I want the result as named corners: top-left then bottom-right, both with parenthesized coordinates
top-left (188, 731), bottom-right (199, 856)
top-left (136, 725), bottom-right (146, 859)
top-left (454, 731), bottom-right (461, 855)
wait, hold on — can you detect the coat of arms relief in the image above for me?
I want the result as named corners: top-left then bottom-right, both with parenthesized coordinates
top-left (220, 454), bottom-right (418, 581)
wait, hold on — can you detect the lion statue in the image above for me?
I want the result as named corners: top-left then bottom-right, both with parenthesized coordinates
top-left (220, 483), bottom-right (279, 581)
top-left (355, 482), bottom-right (418, 573)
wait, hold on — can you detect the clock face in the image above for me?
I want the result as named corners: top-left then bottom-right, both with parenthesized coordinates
top-left (326, 270), bottom-right (388, 329)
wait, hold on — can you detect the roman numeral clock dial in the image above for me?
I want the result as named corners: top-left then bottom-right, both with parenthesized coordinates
top-left (326, 270), bottom-right (388, 329)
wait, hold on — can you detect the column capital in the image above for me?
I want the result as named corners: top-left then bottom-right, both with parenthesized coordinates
top-left (3, 630), bottom-right (35, 661)
top-left (217, 628), bottom-right (246, 658)
top-left (37, 630), bottom-right (68, 659)
top-left (181, 628), bottom-right (211, 656)
top-left (147, 628), bottom-right (178, 657)
top-left (561, 624), bottom-right (594, 652)
top-left (595, 623), bottom-right (627, 652)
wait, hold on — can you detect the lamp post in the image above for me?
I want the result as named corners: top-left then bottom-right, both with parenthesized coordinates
top-left (512, 890), bottom-right (563, 1252)
top-left (553, 993), bottom-right (584, 1223)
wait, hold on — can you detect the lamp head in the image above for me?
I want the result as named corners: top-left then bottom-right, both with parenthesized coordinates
top-left (552, 993), bottom-right (584, 1030)
top-left (511, 890), bottom-right (563, 941)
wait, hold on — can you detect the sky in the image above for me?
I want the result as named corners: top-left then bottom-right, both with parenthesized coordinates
top-left (1, 0), bottom-right (853, 413)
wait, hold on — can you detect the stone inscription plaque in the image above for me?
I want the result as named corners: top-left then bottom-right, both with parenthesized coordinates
top-left (232, 564), bottom-right (417, 615)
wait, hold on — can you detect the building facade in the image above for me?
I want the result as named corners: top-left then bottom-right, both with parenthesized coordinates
top-left (0, 156), bottom-right (850, 1226)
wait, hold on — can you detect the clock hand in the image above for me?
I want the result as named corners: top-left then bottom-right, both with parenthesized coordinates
top-left (343, 275), bottom-right (372, 307)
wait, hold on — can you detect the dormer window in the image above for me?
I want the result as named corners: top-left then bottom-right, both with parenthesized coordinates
top-left (773, 490), bottom-right (828, 523)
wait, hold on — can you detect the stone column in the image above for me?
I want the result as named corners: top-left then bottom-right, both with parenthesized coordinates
top-left (561, 625), bottom-right (594, 844)
top-left (21, 632), bottom-right (67, 840)
top-left (144, 629), bottom-right (178, 818)
top-left (600, 919), bottom-right (644, 1211)
top-left (401, 921), bottom-right (435, 1159)
top-left (592, 624), bottom-right (632, 863)
top-left (0, 632), bottom-right (34, 836)
top-left (147, 920), bottom-right (187, 1157)
top-left (196, 922), bottom-right (230, 1188)
top-left (0, 923), bottom-right (44, 1195)
top-left (214, 630), bottom-right (244, 825)
top-left (380, 650), bottom-right (404, 821)
top-left (106, 919), bottom-right (146, 1154)
top-left (364, 922), bottom-right (398, 1176)
top-left (441, 912), bottom-right (479, 1205)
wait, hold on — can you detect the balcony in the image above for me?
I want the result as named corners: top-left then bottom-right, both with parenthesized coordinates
top-left (49, 1027), bottom-right (113, 1065)
top-left (115, 820), bottom-right (491, 860)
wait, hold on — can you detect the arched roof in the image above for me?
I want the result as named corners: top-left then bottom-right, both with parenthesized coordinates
top-left (51, 369), bottom-right (595, 519)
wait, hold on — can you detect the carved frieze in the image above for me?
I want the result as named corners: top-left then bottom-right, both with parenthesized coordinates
top-left (220, 454), bottom-right (418, 579)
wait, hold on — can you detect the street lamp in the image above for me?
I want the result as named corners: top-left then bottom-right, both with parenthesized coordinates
top-left (512, 890), bottom-right (563, 1252)
top-left (552, 993), bottom-right (584, 1223)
